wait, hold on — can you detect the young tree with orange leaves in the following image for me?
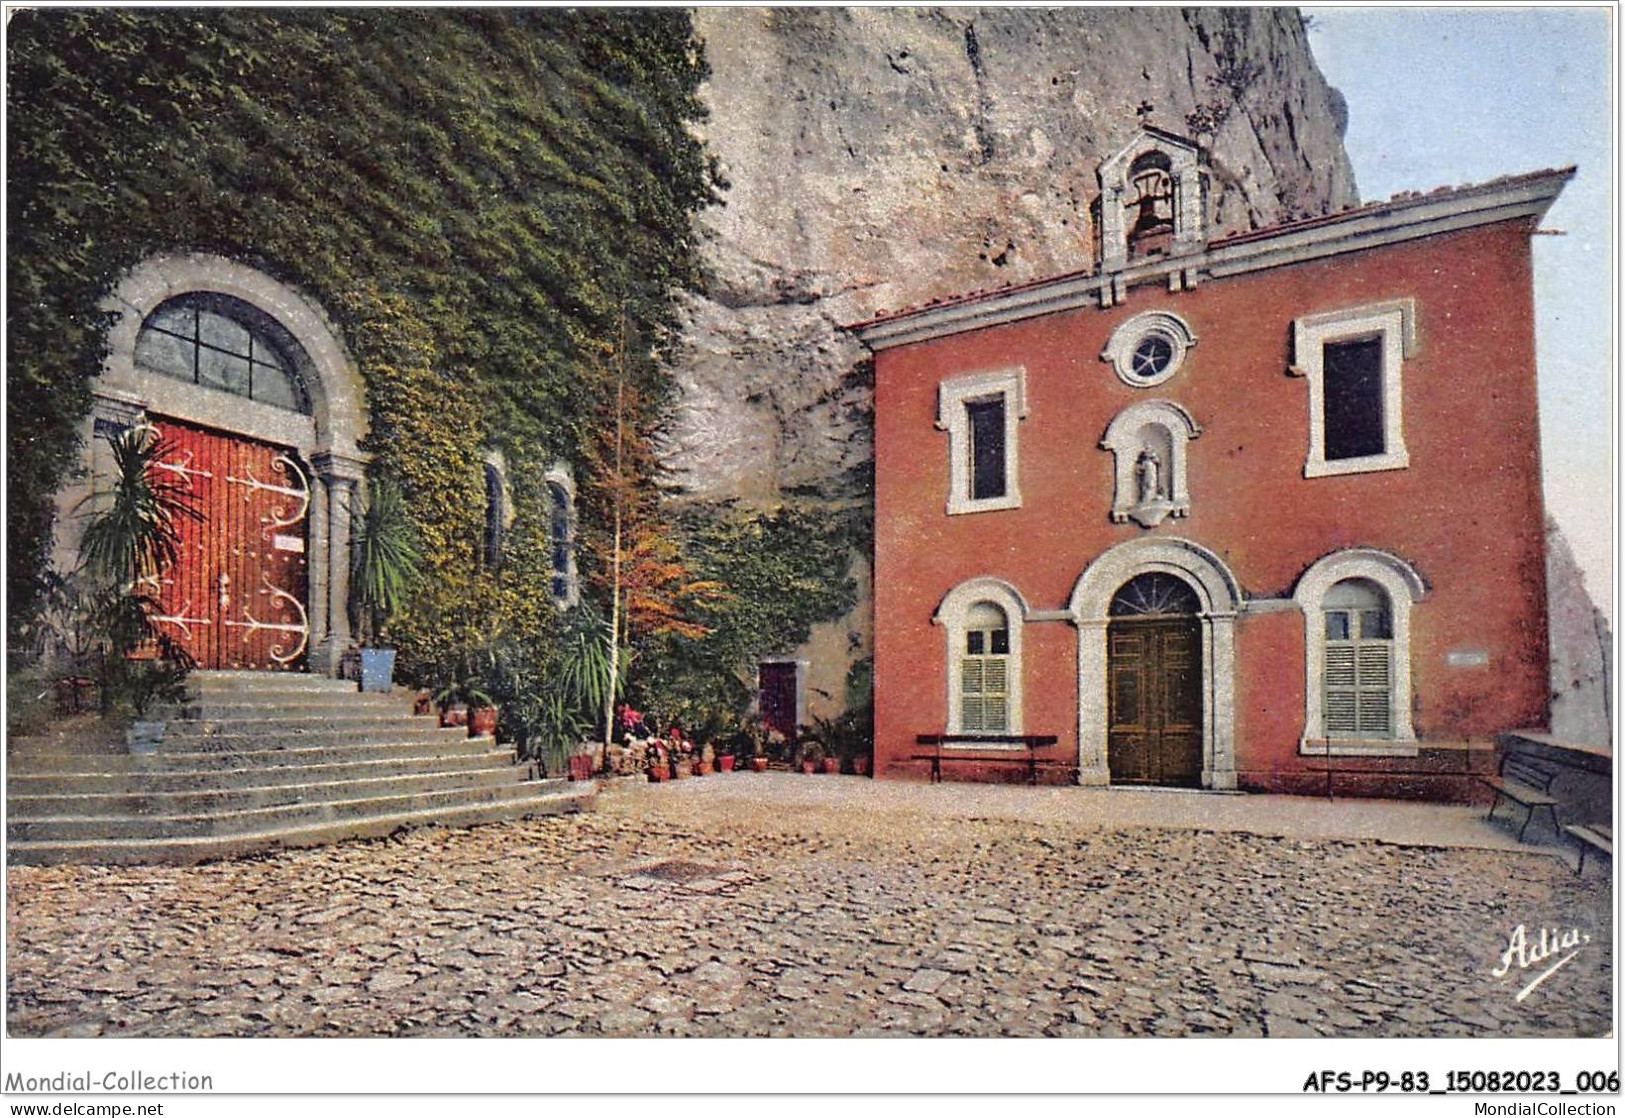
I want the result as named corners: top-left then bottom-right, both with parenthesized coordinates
top-left (580, 323), bottom-right (725, 753)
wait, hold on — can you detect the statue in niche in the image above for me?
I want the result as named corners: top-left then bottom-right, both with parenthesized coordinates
top-left (1135, 446), bottom-right (1163, 504)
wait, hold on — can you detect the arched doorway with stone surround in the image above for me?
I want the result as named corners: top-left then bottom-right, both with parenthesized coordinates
top-left (55, 254), bottom-right (369, 676)
top-left (1068, 537), bottom-right (1242, 789)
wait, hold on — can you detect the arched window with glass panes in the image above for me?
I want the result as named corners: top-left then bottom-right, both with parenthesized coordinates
top-left (545, 467), bottom-right (577, 608)
top-left (1321, 578), bottom-right (1394, 737)
top-left (960, 601), bottom-right (1011, 734)
top-left (135, 294), bottom-right (310, 412)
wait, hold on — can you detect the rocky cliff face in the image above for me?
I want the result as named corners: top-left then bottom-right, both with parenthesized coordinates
top-left (666, 7), bottom-right (1358, 712)
top-left (668, 6), bottom-right (1358, 506)
top-left (1548, 519), bottom-right (1612, 747)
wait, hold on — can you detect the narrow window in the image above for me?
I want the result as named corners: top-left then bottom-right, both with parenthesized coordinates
top-left (967, 398), bottom-right (1006, 500)
top-left (1322, 337), bottom-right (1385, 461)
top-left (960, 601), bottom-right (1010, 733)
top-left (482, 463), bottom-right (504, 569)
top-left (547, 480), bottom-right (572, 602)
top-left (1322, 579), bottom-right (1393, 736)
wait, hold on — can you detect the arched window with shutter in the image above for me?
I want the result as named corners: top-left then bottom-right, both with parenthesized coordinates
top-left (1292, 549), bottom-right (1425, 756)
top-left (961, 601), bottom-right (1011, 734)
top-left (1322, 579), bottom-right (1393, 737)
top-left (933, 577), bottom-right (1027, 741)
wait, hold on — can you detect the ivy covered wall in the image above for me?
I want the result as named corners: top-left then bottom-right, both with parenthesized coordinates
top-left (7, 9), bottom-right (719, 678)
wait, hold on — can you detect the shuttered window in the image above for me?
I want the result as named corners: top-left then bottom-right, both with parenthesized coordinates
top-left (1323, 579), bottom-right (1394, 736)
top-left (961, 602), bottom-right (1010, 733)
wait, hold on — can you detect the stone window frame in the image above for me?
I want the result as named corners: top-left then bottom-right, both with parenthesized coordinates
top-left (1290, 298), bottom-right (1417, 478)
top-left (932, 577), bottom-right (1028, 746)
top-left (937, 367), bottom-right (1027, 516)
top-left (1292, 548), bottom-right (1426, 757)
top-left (1100, 310), bottom-right (1198, 389)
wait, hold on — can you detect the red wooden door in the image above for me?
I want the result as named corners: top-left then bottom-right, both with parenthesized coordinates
top-left (147, 417), bottom-right (311, 671)
top-left (759, 662), bottom-right (799, 741)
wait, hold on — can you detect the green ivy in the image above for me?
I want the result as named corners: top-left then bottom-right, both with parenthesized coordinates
top-left (7, 9), bottom-right (720, 652)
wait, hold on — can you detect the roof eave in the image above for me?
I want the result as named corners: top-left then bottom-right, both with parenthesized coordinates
top-left (852, 168), bottom-right (1573, 351)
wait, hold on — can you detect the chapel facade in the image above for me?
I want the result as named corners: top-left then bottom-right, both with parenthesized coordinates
top-left (854, 127), bottom-right (1572, 799)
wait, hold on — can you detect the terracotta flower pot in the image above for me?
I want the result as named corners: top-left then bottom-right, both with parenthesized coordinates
top-left (852, 756), bottom-right (871, 777)
top-left (695, 760), bottom-right (713, 776)
top-left (468, 706), bottom-right (498, 737)
top-left (718, 755), bottom-right (736, 773)
top-left (750, 756), bottom-right (769, 773)
top-left (440, 704), bottom-right (468, 728)
top-left (821, 757), bottom-right (840, 774)
top-left (568, 754), bottom-right (594, 782)
top-left (647, 762), bottom-right (666, 783)
top-left (413, 691), bottom-right (434, 717)
top-left (800, 760), bottom-right (817, 774)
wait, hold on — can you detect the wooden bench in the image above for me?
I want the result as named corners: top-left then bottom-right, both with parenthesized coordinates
top-left (1563, 823), bottom-right (1612, 876)
top-left (913, 734), bottom-right (1064, 785)
top-left (1482, 752), bottom-right (1562, 842)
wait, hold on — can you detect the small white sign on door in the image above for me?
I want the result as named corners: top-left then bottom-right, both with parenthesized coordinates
top-left (272, 534), bottom-right (305, 554)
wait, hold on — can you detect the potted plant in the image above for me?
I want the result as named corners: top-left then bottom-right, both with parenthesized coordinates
top-left (352, 475), bottom-right (420, 693)
top-left (466, 688), bottom-right (498, 737)
top-left (715, 740), bottom-right (735, 773)
top-left (800, 739), bottom-right (824, 775)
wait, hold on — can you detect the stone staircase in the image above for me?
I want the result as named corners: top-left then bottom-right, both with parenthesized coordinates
top-left (6, 671), bottom-right (592, 866)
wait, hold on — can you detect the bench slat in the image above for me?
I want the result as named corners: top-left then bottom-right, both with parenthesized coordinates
top-left (1565, 824), bottom-right (1612, 855)
top-left (1480, 776), bottom-right (1559, 807)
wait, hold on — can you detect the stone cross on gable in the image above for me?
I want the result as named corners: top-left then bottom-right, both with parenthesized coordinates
top-left (1135, 100), bottom-right (1156, 122)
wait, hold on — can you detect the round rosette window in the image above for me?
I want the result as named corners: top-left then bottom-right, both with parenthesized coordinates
top-left (1101, 310), bottom-right (1198, 388)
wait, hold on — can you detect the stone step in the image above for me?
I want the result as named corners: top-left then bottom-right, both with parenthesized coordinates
top-left (180, 694), bottom-right (416, 719)
top-left (7, 750), bottom-right (516, 794)
top-left (186, 672), bottom-right (367, 696)
top-left (6, 783), bottom-right (594, 866)
top-left (8, 780), bottom-right (560, 843)
top-left (8, 739), bottom-right (508, 776)
top-left (145, 724), bottom-right (472, 751)
top-left (8, 765), bottom-right (524, 818)
top-left (163, 714), bottom-right (464, 739)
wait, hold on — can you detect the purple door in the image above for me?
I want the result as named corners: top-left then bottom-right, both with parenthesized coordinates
top-left (759, 662), bottom-right (799, 741)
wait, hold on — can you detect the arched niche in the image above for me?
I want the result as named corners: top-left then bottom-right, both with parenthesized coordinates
top-left (1099, 399), bottom-right (1202, 528)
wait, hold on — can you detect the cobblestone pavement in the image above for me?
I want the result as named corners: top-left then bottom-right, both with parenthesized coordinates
top-left (6, 776), bottom-right (1612, 1038)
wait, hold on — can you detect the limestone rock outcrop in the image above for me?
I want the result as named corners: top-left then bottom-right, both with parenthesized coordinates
top-left (669, 7), bottom-right (1358, 505)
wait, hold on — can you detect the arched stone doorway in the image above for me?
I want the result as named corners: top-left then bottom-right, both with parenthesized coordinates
top-left (1068, 537), bottom-right (1241, 789)
top-left (56, 254), bottom-right (369, 675)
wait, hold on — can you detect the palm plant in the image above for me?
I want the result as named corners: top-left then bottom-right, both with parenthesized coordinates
top-left (352, 475), bottom-right (420, 646)
top-left (75, 424), bottom-right (201, 716)
top-left (78, 425), bottom-right (198, 589)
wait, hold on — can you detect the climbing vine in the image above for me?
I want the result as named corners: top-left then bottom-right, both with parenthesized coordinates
top-left (7, 9), bottom-right (721, 669)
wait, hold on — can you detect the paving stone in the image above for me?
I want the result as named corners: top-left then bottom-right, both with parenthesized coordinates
top-left (4, 780), bottom-right (1612, 1039)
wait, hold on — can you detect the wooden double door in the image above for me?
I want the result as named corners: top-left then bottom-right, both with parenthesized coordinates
top-left (1107, 616), bottom-right (1203, 787)
top-left (144, 416), bottom-right (311, 671)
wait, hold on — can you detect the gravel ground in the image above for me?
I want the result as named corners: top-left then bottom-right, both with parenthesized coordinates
top-left (5, 775), bottom-right (1612, 1037)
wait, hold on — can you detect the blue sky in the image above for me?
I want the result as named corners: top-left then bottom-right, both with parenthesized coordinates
top-left (1307, 6), bottom-right (1614, 617)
